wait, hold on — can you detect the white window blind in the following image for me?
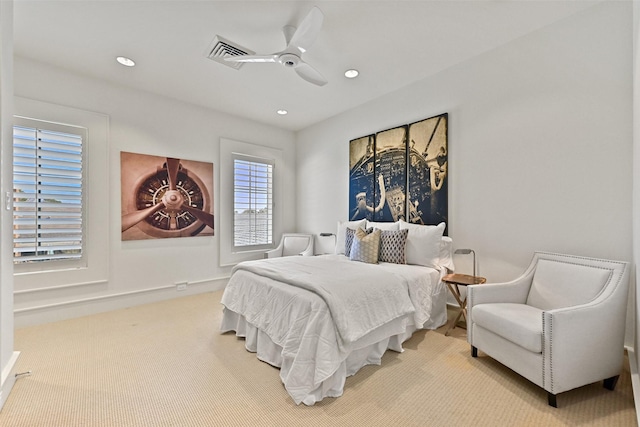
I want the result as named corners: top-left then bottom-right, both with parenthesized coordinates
top-left (13, 123), bottom-right (84, 263)
top-left (233, 155), bottom-right (273, 249)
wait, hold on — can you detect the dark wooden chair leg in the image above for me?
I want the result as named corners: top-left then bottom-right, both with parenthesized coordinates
top-left (603, 375), bottom-right (619, 391)
top-left (471, 346), bottom-right (478, 357)
top-left (547, 392), bottom-right (557, 408)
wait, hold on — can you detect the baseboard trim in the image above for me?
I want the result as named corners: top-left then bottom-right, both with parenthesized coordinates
top-left (625, 346), bottom-right (640, 425)
top-left (14, 277), bottom-right (229, 328)
top-left (14, 279), bottom-right (108, 295)
top-left (14, 284), bottom-right (173, 314)
top-left (0, 351), bottom-right (20, 411)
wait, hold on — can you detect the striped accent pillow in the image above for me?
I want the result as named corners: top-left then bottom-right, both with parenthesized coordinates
top-left (378, 228), bottom-right (409, 264)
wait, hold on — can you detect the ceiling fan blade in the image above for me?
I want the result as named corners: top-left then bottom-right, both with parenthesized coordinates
top-left (287, 6), bottom-right (323, 52)
top-left (121, 201), bottom-right (165, 232)
top-left (166, 158), bottom-right (180, 191)
top-left (181, 204), bottom-right (215, 230)
top-left (224, 54), bottom-right (278, 63)
top-left (295, 61), bottom-right (327, 86)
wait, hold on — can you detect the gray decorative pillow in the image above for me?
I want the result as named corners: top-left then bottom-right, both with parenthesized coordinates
top-left (378, 228), bottom-right (409, 264)
top-left (345, 227), bottom-right (372, 257)
top-left (350, 228), bottom-right (381, 264)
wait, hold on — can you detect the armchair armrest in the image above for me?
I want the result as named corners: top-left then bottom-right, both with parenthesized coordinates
top-left (265, 239), bottom-right (285, 259)
top-left (467, 274), bottom-right (533, 306)
top-left (299, 246), bottom-right (314, 257)
top-left (265, 248), bottom-right (282, 258)
top-left (542, 296), bottom-right (626, 394)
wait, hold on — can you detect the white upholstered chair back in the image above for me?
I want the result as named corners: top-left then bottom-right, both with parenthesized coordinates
top-left (525, 258), bottom-right (614, 310)
top-left (281, 235), bottom-right (314, 257)
top-left (266, 233), bottom-right (314, 258)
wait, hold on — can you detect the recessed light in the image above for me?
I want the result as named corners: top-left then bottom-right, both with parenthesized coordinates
top-left (344, 69), bottom-right (359, 79)
top-left (116, 56), bottom-right (136, 67)
top-left (277, 109), bottom-right (288, 115)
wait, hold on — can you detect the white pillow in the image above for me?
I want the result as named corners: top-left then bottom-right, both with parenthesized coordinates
top-left (335, 219), bottom-right (366, 255)
top-left (439, 236), bottom-right (455, 272)
top-left (365, 220), bottom-right (399, 231)
top-left (398, 220), bottom-right (446, 268)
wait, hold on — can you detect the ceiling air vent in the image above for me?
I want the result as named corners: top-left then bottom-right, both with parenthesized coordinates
top-left (206, 35), bottom-right (254, 70)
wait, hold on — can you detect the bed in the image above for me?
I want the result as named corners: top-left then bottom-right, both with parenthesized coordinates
top-left (220, 219), bottom-right (453, 405)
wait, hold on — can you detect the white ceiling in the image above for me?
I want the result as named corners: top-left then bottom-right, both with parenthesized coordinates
top-left (13, 0), bottom-right (600, 131)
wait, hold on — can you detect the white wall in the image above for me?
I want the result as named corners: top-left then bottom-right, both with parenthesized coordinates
top-left (0, 0), bottom-right (19, 411)
top-left (297, 3), bottom-right (632, 282)
top-left (632, 0), bottom-right (640, 416)
top-left (12, 56), bottom-right (296, 327)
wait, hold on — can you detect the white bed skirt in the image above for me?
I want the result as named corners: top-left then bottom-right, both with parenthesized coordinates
top-left (221, 308), bottom-right (424, 405)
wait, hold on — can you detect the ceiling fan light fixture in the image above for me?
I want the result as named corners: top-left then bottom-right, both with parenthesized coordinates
top-left (277, 109), bottom-right (288, 115)
top-left (344, 69), bottom-right (359, 79)
top-left (116, 56), bottom-right (136, 67)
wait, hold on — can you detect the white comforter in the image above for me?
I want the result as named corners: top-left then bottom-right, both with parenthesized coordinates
top-left (221, 255), bottom-right (444, 404)
top-left (231, 255), bottom-right (419, 350)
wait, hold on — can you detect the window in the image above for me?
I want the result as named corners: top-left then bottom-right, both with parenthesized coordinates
top-left (12, 120), bottom-right (85, 265)
top-left (220, 138), bottom-right (284, 266)
top-left (233, 154), bottom-right (273, 250)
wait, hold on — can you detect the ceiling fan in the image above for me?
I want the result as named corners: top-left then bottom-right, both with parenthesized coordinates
top-left (225, 6), bottom-right (327, 86)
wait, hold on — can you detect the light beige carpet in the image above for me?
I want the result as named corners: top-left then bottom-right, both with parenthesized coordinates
top-left (0, 290), bottom-right (635, 426)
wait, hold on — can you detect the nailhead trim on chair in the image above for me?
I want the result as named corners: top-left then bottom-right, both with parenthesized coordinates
top-left (543, 313), bottom-right (552, 393)
top-left (535, 251), bottom-right (628, 268)
top-left (467, 288), bottom-right (474, 344)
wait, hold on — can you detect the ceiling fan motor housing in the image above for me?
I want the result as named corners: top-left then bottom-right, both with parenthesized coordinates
top-left (279, 53), bottom-right (300, 68)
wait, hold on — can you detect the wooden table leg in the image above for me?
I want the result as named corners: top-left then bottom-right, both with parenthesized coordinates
top-left (445, 283), bottom-right (468, 336)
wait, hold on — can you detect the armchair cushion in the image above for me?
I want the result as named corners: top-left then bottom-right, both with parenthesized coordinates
top-left (472, 303), bottom-right (543, 353)
top-left (526, 259), bottom-right (612, 310)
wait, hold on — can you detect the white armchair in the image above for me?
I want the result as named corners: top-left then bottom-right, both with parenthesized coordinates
top-left (265, 233), bottom-right (314, 258)
top-left (467, 252), bottom-right (629, 407)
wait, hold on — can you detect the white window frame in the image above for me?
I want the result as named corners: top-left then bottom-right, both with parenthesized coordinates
top-left (13, 97), bottom-right (108, 289)
top-left (232, 153), bottom-right (274, 251)
top-left (13, 117), bottom-right (87, 271)
top-left (219, 138), bottom-right (283, 266)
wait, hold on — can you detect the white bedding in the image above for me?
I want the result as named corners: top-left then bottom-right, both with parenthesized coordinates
top-left (220, 254), bottom-right (447, 405)
top-left (231, 255), bottom-right (431, 349)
